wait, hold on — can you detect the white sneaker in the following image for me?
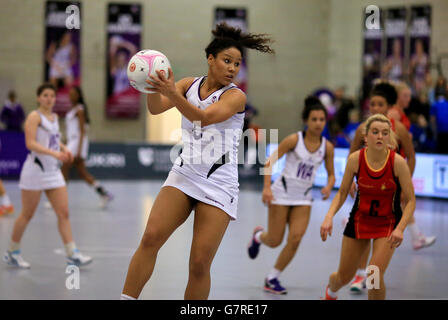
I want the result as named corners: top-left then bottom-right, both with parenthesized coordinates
top-left (67, 250), bottom-right (93, 266)
top-left (349, 275), bottom-right (366, 294)
top-left (3, 250), bottom-right (31, 269)
top-left (413, 235), bottom-right (436, 250)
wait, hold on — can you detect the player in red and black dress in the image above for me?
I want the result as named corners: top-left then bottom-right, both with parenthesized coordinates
top-left (320, 114), bottom-right (416, 300)
top-left (344, 148), bottom-right (402, 240)
top-left (347, 82), bottom-right (435, 294)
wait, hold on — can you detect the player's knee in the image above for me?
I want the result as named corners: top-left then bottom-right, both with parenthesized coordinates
top-left (287, 232), bottom-right (304, 248)
top-left (56, 208), bottom-right (70, 220)
top-left (140, 230), bottom-right (164, 250)
top-left (265, 236), bottom-right (282, 248)
top-left (189, 255), bottom-right (211, 279)
top-left (19, 212), bottom-right (34, 223)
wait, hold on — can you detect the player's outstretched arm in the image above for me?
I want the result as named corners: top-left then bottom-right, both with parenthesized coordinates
top-left (321, 151), bottom-right (359, 241)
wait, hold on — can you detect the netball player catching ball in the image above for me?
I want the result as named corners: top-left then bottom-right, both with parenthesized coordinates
top-left (120, 23), bottom-right (274, 300)
top-left (321, 114), bottom-right (416, 300)
top-left (247, 96), bottom-right (335, 294)
top-left (347, 82), bottom-right (435, 293)
top-left (3, 83), bottom-right (92, 268)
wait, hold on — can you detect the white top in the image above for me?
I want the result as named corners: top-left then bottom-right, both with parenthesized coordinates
top-left (280, 131), bottom-right (326, 189)
top-left (173, 76), bottom-right (245, 188)
top-left (65, 104), bottom-right (88, 141)
top-left (31, 111), bottom-right (61, 172)
top-left (52, 44), bottom-right (72, 69)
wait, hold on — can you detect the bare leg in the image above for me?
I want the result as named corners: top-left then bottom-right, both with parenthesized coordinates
top-left (11, 190), bottom-right (41, 243)
top-left (259, 205), bottom-right (290, 248)
top-left (0, 179), bottom-right (6, 196)
top-left (357, 243), bottom-right (371, 270)
top-left (274, 205), bottom-right (311, 271)
top-left (61, 161), bottom-right (71, 182)
top-left (184, 202), bottom-right (230, 300)
top-left (122, 187), bottom-right (194, 299)
top-left (73, 158), bottom-right (96, 186)
top-left (328, 236), bottom-right (370, 293)
top-left (45, 187), bottom-right (73, 244)
top-left (367, 238), bottom-right (396, 300)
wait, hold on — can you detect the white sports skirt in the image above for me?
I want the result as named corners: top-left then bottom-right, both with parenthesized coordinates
top-left (67, 136), bottom-right (89, 159)
top-left (270, 176), bottom-right (313, 206)
top-left (162, 168), bottom-right (239, 220)
top-left (19, 158), bottom-right (66, 191)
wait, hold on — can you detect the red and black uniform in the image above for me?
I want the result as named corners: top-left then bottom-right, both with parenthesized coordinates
top-left (344, 148), bottom-right (402, 239)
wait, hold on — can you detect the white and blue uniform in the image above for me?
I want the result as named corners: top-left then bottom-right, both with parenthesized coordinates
top-left (163, 76), bottom-right (245, 220)
top-left (271, 131), bottom-right (326, 206)
top-left (19, 112), bottom-right (65, 190)
top-left (65, 104), bottom-right (89, 159)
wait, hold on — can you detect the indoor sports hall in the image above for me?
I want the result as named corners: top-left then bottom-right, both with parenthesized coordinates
top-left (0, 0), bottom-right (447, 301)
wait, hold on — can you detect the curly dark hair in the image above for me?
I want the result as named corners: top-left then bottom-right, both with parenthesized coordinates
top-left (370, 82), bottom-right (398, 106)
top-left (205, 23), bottom-right (275, 58)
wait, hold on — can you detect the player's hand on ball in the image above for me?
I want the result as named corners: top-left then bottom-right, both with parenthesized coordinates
top-left (148, 68), bottom-right (176, 97)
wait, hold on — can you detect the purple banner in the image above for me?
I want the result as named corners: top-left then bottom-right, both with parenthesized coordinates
top-left (106, 3), bottom-right (142, 119)
top-left (362, 7), bottom-right (384, 102)
top-left (409, 5), bottom-right (431, 95)
top-left (44, 1), bottom-right (81, 117)
top-left (383, 7), bottom-right (407, 82)
top-left (0, 131), bottom-right (27, 178)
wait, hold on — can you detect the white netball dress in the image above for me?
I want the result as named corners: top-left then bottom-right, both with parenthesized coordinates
top-left (163, 76), bottom-right (245, 220)
top-left (19, 112), bottom-right (65, 190)
top-left (271, 131), bottom-right (326, 206)
top-left (65, 104), bottom-right (89, 159)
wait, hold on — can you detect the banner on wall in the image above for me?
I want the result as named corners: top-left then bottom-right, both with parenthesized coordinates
top-left (106, 3), bottom-right (142, 119)
top-left (383, 7), bottom-right (407, 83)
top-left (44, 1), bottom-right (81, 117)
top-left (0, 131), bottom-right (27, 178)
top-left (361, 7), bottom-right (384, 101)
top-left (409, 5), bottom-right (431, 95)
top-left (214, 8), bottom-right (248, 93)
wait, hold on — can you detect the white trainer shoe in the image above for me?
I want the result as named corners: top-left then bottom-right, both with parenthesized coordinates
top-left (3, 250), bottom-right (31, 269)
top-left (349, 275), bottom-right (366, 294)
top-left (67, 250), bottom-right (93, 266)
top-left (413, 234), bottom-right (436, 250)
